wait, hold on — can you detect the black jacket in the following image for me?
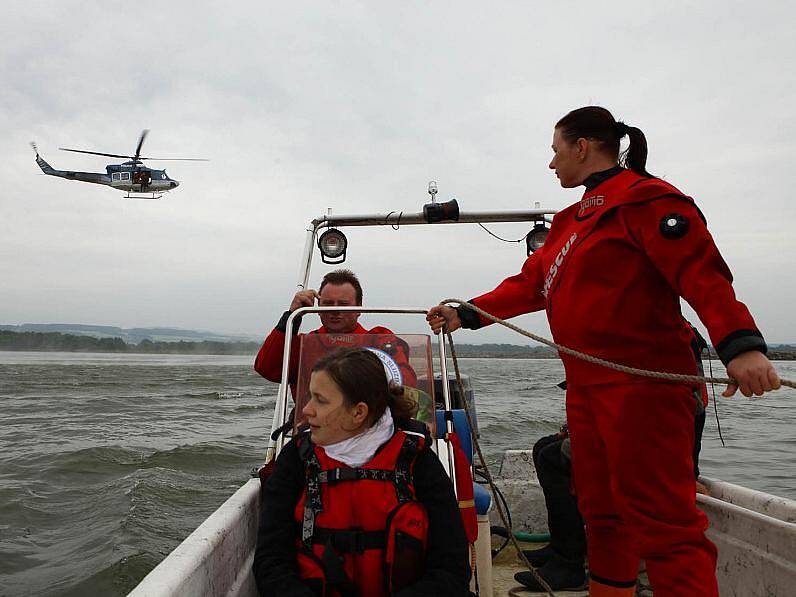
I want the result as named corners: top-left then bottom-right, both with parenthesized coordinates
top-left (252, 433), bottom-right (471, 596)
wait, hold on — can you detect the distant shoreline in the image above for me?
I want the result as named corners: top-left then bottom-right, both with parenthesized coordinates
top-left (1, 330), bottom-right (795, 360)
top-left (0, 330), bottom-right (259, 356)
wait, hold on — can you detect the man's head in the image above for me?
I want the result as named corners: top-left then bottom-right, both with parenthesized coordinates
top-left (318, 269), bottom-right (362, 333)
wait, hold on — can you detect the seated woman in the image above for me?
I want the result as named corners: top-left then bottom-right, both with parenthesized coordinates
top-left (253, 347), bottom-right (471, 597)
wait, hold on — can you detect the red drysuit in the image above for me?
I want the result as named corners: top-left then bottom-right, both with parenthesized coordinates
top-left (463, 168), bottom-right (766, 596)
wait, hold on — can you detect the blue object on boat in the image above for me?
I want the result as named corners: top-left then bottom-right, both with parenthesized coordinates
top-left (435, 409), bottom-right (473, 462)
top-left (473, 482), bottom-right (492, 515)
top-left (434, 375), bottom-right (479, 435)
top-left (436, 409), bottom-right (491, 514)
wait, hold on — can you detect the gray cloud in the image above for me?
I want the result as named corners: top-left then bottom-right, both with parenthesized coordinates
top-left (2, 1), bottom-right (794, 344)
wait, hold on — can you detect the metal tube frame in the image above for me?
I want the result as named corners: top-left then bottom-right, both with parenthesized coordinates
top-left (310, 208), bottom-right (554, 229)
top-left (293, 209), bottom-right (554, 293)
top-left (263, 208), bottom-right (558, 483)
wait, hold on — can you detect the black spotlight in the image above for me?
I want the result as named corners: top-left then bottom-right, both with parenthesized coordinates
top-left (423, 198), bottom-right (460, 223)
top-left (318, 228), bottom-right (347, 264)
top-left (525, 222), bottom-right (549, 255)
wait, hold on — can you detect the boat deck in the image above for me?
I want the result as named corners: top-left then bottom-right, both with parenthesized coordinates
top-left (126, 451), bottom-right (796, 596)
top-left (492, 541), bottom-right (588, 596)
top-left (491, 541), bottom-right (653, 596)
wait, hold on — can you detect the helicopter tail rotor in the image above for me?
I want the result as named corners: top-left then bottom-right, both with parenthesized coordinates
top-left (31, 143), bottom-right (56, 175)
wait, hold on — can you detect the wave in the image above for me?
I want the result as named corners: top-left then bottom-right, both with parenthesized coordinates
top-left (1, 446), bottom-right (257, 596)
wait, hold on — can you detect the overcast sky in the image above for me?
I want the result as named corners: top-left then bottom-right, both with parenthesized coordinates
top-left (1, 1), bottom-right (794, 346)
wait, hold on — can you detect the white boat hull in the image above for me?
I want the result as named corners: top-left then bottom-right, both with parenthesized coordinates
top-left (698, 477), bottom-right (796, 597)
top-left (128, 453), bottom-right (796, 596)
top-left (127, 479), bottom-right (260, 597)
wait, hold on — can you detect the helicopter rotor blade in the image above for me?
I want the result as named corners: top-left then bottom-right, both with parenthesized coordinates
top-left (59, 148), bottom-right (134, 160)
top-left (137, 157), bottom-right (210, 162)
top-left (133, 129), bottom-right (149, 164)
top-left (58, 131), bottom-right (206, 163)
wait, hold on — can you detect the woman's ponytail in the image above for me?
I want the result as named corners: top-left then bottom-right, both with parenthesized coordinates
top-left (386, 383), bottom-right (417, 426)
top-left (557, 107), bottom-right (653, 178)
top-left (617, 121), bottom-right (651, 177)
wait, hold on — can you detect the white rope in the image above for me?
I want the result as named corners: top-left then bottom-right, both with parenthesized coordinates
top-left (441, 299), bottom-right (795, 390)
top-left (445, 330), bottom-right (558, 597)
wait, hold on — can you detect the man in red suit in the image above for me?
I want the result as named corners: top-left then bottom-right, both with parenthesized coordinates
top-left (255, 269), bottom-right (416, 397)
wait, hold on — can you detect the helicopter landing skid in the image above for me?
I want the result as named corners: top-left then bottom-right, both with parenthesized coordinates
top-left (125, 191), bottom-right (163, 200)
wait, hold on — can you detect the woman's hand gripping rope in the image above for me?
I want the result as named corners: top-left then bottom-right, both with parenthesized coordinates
top-left (429, 299), bottom-right (793, 395)
top-left (724, 350), bottom-right (781, 397)
top-left (426, 305), bottom-right (461, 334)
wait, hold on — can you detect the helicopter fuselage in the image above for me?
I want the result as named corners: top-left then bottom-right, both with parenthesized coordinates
top-left (31, 131), bottom-right (203, 198)
top-left (105, 161), bottom-right (179, 193)
top-left (34, 154), bottom-right (179, 196)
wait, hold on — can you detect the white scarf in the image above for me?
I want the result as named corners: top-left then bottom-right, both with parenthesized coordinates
top-left (322, 408), bottom-right (395, 467)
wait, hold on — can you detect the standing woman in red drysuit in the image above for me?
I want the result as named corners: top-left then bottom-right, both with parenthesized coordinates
top-left (427, 106), bottom-right (781, 597)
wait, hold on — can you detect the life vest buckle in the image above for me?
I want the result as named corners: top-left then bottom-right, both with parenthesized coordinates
top-left (349, 528), bottom-right (365, 554)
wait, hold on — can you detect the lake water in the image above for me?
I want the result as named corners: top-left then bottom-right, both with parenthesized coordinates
top-left (1, 352), bottom-right (795, 596)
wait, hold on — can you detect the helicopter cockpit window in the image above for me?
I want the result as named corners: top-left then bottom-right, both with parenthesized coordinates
top-left (121, 172), bottom-right (130, 181)
top-left (112, 173), bottom-right (121, 181)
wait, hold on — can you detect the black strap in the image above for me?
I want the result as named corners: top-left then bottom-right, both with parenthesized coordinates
top-left (589, 572), bottom-right (638, 589)
top-left (320, 537), bottom-right (359, 597)
top-left (302, 449), bottom-right (323, 544)
top-left (318, 467), bottom-right (398, 484)
top-left (270, 416), bottom-right (294, 441)
top-left (400, 418), bottom-right (432, 443)
top-left (394, 433), bottom-right (421, 503)
top-left (312, 527), bottom-right (386, 553)
top-left (296, 432), bottom-right (314, 461)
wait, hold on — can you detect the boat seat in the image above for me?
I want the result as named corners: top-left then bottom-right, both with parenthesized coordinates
top-left (435, 409), bottom-right (492, 516)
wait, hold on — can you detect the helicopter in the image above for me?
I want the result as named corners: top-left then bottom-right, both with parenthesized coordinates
top-left (31, 130), bottom-right (207, 199)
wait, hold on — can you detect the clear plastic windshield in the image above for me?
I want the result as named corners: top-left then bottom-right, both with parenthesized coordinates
top-left (293, 333), bottom-right (436, 436)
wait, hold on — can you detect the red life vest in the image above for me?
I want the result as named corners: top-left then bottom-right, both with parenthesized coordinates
top-left (254, 323), bottom-right (417, 390)
top-left (300, 328), bottom-right (417, 388)
top-left (294, 429), bottom-right (429, 597)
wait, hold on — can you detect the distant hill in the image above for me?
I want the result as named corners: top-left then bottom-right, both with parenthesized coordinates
top-left (433, 343), bottom-right (559, 359)
top-left (0, 330), bottom-right (260, 355)
top-left (0, 323), bottom-right (259, 344)
top-left (1, 325), bottom-right (794, 359)
top-left (442, 342), bottom-right (796, 361)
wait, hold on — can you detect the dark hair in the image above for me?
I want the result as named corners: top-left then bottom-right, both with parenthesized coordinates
top-left (319, 269), bottom-right (363, 305)
top-left (311, 347), bottom-right (416, 426)
top-left (556, 106), bottom-right (651, 177)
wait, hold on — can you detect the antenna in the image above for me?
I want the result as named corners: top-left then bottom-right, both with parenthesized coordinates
top-left (423, 180), bottom-right (459, 223)
top-left (428, 180), bottom-right (438, 203)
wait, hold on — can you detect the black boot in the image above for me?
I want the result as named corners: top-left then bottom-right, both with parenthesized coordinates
top-left (521, 544), bottom-right (555, 567)
top-left (514, 555), bottom-right (586, 592)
